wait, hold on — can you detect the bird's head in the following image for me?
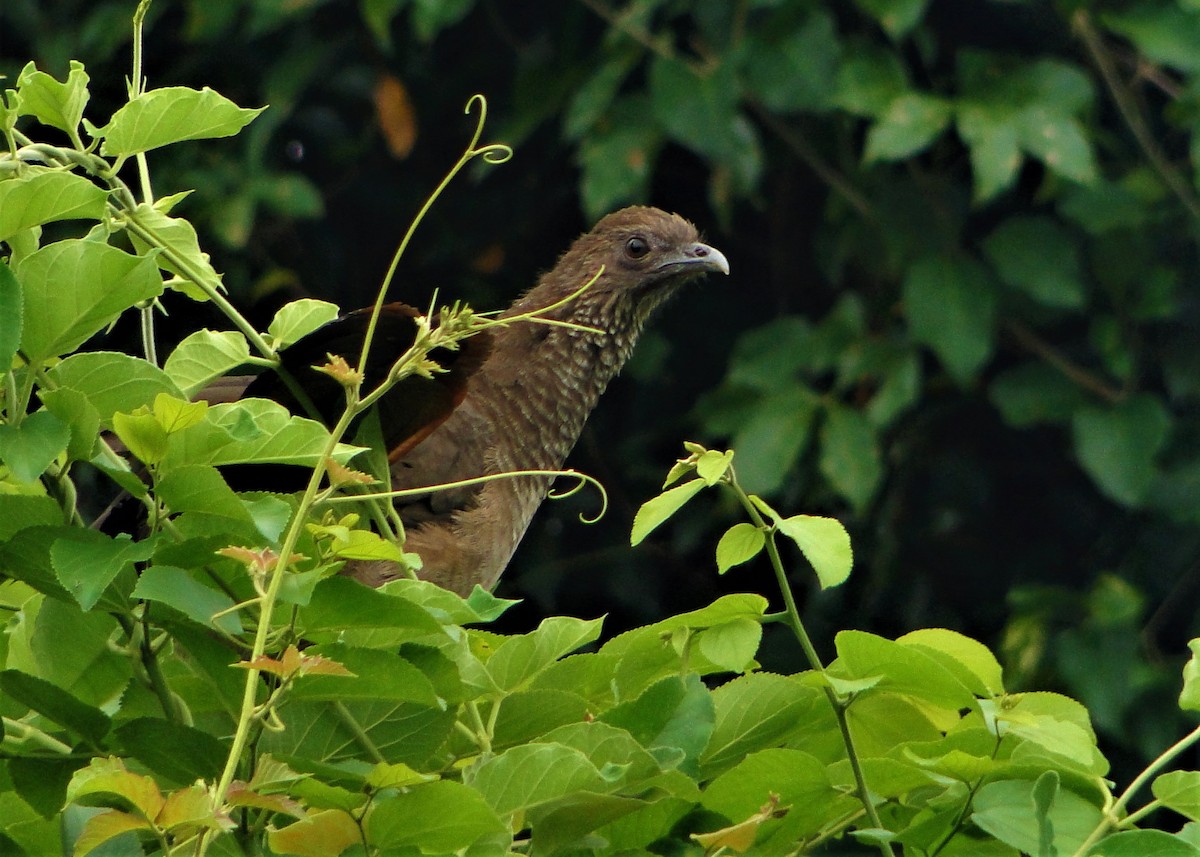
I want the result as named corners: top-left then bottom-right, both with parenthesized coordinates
top-left (513, 206), bottom-right (729, 331)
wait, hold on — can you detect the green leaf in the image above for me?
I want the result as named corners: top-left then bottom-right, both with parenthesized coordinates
top-left (1153, 771), bottom-right (1200, 822)
top-left (701, 748), bottom-right (845, 847)
top-left (853, 0), bottom-right (930, 39)
top-left (695, 449), bottom-right (734, 485)
top-left (649, 56), bottom-right (740, 160)
top-left (818, 403), bottom-right (881, 512)
top-left (601, 674), bottom-right (715, 777)
top-left (99, 86), bottom-right (264, 155)
top-left (125, 203), bottom-right (223, 300)
top-left (1181, 639), bottom-right (1200, 712)
top-left (267, 809), bottom-right (359, 857)
top-left (1072, 394), bottom-right (1171, 507)
top-left (971, 777), bottom-right (1102, 856)
top-left (833, 44), bottom-right (908, 117)
top-left (897, 628), bottom-right (1004, 697)
top-left (6, 757), bottom-right (79, 819)
top-left (51, 530), bottom-right (152, 612)
top-left (14, 240), bottom-right (162, 363)
top-left (730, 384), bottom-right (819, 496)
top-left (1017, 107), bottom-right (1097, 185)
top-left (0, 170), bottom-right (108, 243)
top-left (16, 60), bottom-right (90, 134)
top-left (465, 742), bottom-right (611, 815)
top-left (0, 669), bottom-right (111, 747)
top-left (0, 494), bottom-right (62, 540)
top-left (0, 260), bottom-right (22, 370)
top-left (777, 514), bottom-right (853, 589)
top-left (863, 92), bottom-right (952, 162)
top-left (701, 673), bottom-right (821, 777)
top-left (715, 523), bottom-right (765, 574)
top-left (1104, 6), bottom-right (1200, 74)
top-left (47, 352), bottom-right (184, 428)
top-left (983, 216), bottom-right (1086, 309)
top-left (367, 781), bottom-right (507, 851)
top-left (957, 104), bottom-right (1023, 202)
top-left (267, 299), bottom-right (341, 348)
top-left (113, 718), bottom-right (227, 785)
top-left (163, 330), bottom-right (251, 396)
top-left (299, 576), bottom-right (444, 637)
top-left (131, 565), bottom-right (243, 634)
top-left (289, 643), bottom-right (439, 706)
top-left (697, 618), bottom-right (762, 673)
top-left (111, 410), bottom-right (168, 465)
top-left (903, 254), bottom-right (997, 384)
top-left (1087, 830), bottom-right (1200, 856)
top-left (990, 362), bottom-right (1088, 428)
top-left (487, 615), bottom-right (605, 691)
top-left (159, 398), bottom-right (365, 471)
top-left (578, 115), bottom-right (660, 222)
top-left (833, 630), bottom-right (976, 709)
top-left (739, 9), bottom-right (840, 113)
top-left (39, 387), bottom-right (102, 462)
top-left (0, 410), bottom-right (69, 482)
top-left (563, 49), bottom-right (638, 139)
top-left (630, 479), bottom-right (706, 546)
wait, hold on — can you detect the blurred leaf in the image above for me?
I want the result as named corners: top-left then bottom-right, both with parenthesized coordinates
top-left (990, 362), bottom-right (1088, 428)
top-left (563, 49), bottom-right (638, 140)
top-left (650, 56), bottom-right (740, 160)
top-left (739, 9), bottom-right (840, 113)
top-left (578, 111), bottom-right (660, 221)
top-left (730, 384), bottom-right (819, 496)
top-left (1072, 394), bottom-right (1171, 507)
top-left (1104, 5), bottom-right (1200, 74)
top-left (373, 73), bottom-right (417, 158)
top-left (854, 0), bottom-right (930, 38)
top-left (983, 216), bottom-right (1086, 308)
top-left (818, 402), bottom-right (881, 512)
top-left (902, 254), bottom-right (996, 384)
top-left (834, 42), bottom-right (908, 116)
top-left (864, 92), bottom-right (951, 162)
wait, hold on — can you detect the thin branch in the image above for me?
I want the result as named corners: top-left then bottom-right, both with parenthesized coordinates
top-left (1003, 319), bottom-right (1125, 404)
top-left (1073, 10), bottom-right (1200, 227)
top-left (748, 101), bottom-right (879, 224)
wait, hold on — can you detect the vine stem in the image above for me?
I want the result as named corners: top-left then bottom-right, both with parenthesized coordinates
top-left (197, 405), bottom-right (358, 856)
top-left (1071, 722), bottom-right (1200, 856)
top-left (728, 474), bottom-right (896, 857)
top-left (356, 94), bottom-right (511, 379)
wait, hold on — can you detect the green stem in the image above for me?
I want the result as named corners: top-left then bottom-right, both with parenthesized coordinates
top-left (333, 702), bottom-right (385, 764)
top-left (198, 405), bottom-right (358, 856)
top-left (728, 474), bottom-right (896, 857)
top-left (356, 94), bottom-right (511, 379)
top-left (119, 209), bottom-right (275, 358)
top-left (1, 717), bottom-right (74, 754)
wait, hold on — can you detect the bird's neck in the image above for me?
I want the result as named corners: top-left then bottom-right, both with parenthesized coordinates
top-left (481, 295), bottom-right (645, 471)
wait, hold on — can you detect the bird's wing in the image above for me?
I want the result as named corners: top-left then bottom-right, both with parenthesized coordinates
top-left (388, 397), bottom-right (496, 522)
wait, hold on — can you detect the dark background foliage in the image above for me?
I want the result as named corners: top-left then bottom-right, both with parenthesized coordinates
top-left (5, 0), bottom-right (1199, 781)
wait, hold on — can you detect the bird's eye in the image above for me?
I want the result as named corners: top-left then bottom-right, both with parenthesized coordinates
top-left (625, 236), bottom-right (650, 259)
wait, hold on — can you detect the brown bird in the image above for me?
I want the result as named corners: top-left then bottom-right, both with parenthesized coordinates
top-left (256, 206), bottom-right (729, 594)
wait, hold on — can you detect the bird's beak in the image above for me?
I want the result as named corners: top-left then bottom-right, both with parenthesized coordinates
top-left (656, 242), bottom-right (730, 278)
